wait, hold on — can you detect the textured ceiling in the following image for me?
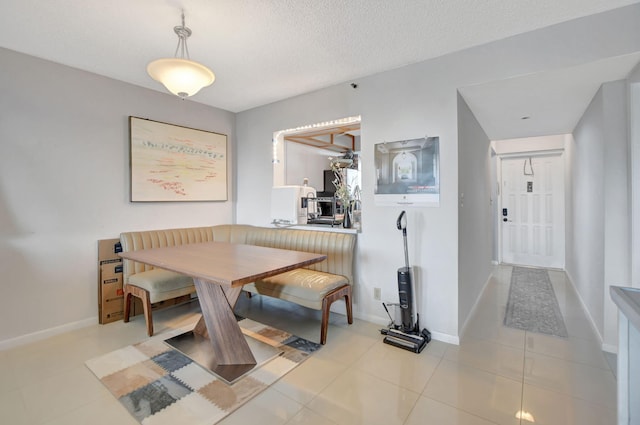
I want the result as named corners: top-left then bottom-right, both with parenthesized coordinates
top-left (2, 0), bottom-right (639, 116)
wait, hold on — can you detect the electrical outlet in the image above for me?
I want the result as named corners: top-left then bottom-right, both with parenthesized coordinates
top-left (373, 287), bottom-right (381, 301)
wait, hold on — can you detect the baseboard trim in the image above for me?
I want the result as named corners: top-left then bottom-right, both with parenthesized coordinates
top-left (355, 311), bottom-right (390, 328)
top-left (0, 316), bottom-right (97, 351)
top-left (430, 331), bottom-right (460, 345)
top-left (459, 269), bottom-right (495, 341)
top-left (564, 271), bottom-right (607, 349)
top-left (458, 274), bottom-right (496, 340)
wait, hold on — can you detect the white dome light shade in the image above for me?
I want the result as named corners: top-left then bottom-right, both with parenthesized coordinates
top-left (147, 58), bottom-right (215, 98)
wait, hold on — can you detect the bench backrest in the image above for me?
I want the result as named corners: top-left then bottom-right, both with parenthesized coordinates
top-left (210, 225), bottom-right (356, 285)
top-left (119, 226), bottom-right (214, 281)
top-left (120, 225), bottom-right (356, 285)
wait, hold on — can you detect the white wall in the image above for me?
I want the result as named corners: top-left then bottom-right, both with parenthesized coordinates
top-left (568, 80), bottom-right (630, 350)
top-left (235, 5), bottom-right (640, 343)
top-left (0, 48), bottom-right (235, 346)
top-left (457, 93), bottom-right (494, 331)
top-left (284, 142), bottom-right (332, 190)
top-left (603, 81), bottom-right (631, 350)
top-left (237, 73), bottom-right (461, 342)
top-left (564, 133), bottom-right (576, 288)
top-left (568, 87), bottom-right (606, 341)
top-left (629, 63), bottom-right (640, 288)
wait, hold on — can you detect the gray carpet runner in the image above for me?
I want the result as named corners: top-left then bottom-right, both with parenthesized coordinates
top-left (504, 266), bottom-right (568, 338)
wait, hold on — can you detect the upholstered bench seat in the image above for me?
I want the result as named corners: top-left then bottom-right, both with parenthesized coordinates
top-left (253, 268), bottom-right (348, 309)
top-left (128, 269), bottom-right (195, 303)
top-left (252, 268), bottom-right (353, 344)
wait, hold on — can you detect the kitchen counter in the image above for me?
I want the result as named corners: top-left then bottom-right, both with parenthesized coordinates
top-left (610, 285), bottom-right (640, 425)
top-left (271, 223), bottom-right (359, 234)
top-left (611, 286), bottom-right (640, 331)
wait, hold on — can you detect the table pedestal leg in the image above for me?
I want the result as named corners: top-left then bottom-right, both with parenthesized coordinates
top-left (165, 279), bottom-right (277, 384)
top-left (191, 279), bottom-right (255, 366)
top-left (193, 285), bottom-right (243, 339)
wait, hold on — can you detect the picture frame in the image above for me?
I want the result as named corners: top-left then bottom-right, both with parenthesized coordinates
top-left (129, 116), bottom-right (228, 202)
top-left (374, 136), bottom-right (440, 207)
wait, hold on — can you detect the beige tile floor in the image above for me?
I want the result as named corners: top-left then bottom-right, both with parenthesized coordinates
top-left (0, 265), bottom-right (616, 424)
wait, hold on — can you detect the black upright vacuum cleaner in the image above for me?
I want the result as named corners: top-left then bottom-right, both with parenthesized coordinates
top-left (380, 211), bottom-right (431, 353)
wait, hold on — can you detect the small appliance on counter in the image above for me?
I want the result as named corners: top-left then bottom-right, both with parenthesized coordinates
top-left (271, 185), bottom-right (316, 225)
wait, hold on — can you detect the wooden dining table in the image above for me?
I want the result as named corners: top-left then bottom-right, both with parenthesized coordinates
top-left (119, 241), bottom-right (326, 383)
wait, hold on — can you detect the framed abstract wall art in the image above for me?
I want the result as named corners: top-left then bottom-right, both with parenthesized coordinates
top-left (129, 117), bottom-right (227, 202)
top-left (374, 136), bottom-right (440, 207)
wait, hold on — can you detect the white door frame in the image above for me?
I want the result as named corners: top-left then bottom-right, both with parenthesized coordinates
top-left (496, 149), bottom-right (565, 268)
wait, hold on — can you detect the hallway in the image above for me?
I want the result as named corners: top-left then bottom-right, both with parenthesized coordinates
top-left (0, 266), bottom-right (616, 424)
top-left (456, 265), bottom-right (616, 424)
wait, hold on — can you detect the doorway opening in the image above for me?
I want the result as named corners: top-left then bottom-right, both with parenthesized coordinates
top-left (493, 137), bottom-right (566, 269)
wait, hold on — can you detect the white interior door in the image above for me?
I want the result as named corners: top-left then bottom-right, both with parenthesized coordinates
top-left (500, 154), bottom-right (565, 269)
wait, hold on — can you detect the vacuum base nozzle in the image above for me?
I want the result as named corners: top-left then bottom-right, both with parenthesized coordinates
top-left (380, 327), bottom-right (431, 354)
top-left (383, 335), bottom-right (427, 353)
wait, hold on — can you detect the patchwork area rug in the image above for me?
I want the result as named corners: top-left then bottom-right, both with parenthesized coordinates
top-left (504, 266), bottom-right (568, 338)
top-left (86, 318), bottom-right (320, 425)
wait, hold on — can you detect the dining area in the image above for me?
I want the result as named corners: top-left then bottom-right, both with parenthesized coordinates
top-left (119, 238), bottom-right (327, 383)
top-left (116, 224), bottom-right (356, 384)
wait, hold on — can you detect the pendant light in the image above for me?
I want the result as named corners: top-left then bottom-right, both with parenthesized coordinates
top-left (147, 12), bottom-right (215, 99)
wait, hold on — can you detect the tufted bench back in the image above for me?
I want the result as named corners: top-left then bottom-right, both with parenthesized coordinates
top-left (207, 225), bottom-right (355, 285)
top-left (244, 227), bottom-right (355, 285)
top-left (120, 226), bottom-right (214, 283)
top-left (120, 224), bottom-right (356, 286)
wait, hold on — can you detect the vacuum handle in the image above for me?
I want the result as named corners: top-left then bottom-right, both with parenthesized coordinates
top-left (396, 210), bottom-right (407, 235)
top-left (397, 210), bottom-right (410, 268)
